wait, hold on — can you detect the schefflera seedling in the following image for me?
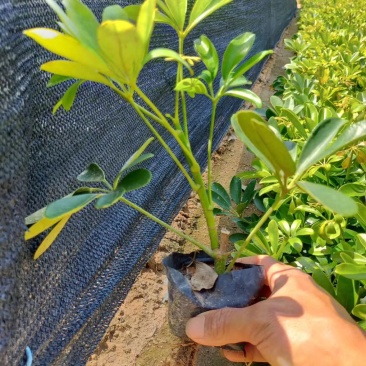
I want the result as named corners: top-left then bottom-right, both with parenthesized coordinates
top-left (23, 0), bottom-right (273, 274)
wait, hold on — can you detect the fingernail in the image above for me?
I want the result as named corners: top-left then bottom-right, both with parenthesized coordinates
top-left (186, 314), bottom-right (205, 340)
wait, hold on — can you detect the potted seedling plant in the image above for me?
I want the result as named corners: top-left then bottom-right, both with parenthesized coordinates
top-left (24, 0), bottom-right (366, 342)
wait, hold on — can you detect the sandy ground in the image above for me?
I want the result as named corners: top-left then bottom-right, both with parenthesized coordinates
top-left (87, 14), bottom-right (299, 366)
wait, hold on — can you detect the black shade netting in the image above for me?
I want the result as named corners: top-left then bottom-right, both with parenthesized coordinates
top-left (0, 0), bottom-right (297, 365)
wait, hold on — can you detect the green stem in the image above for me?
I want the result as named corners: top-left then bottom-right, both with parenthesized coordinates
top-left (178, 36), bottom-right (189, 139)
top-left (133, 85), bottom-right (193, 159)
top-left (190, 168), bottom-right (220, 252)
top-left (131, 101), bottom-right (198, 190)
top-left (119, 196), bottom-right (214, 257)
top-left (207, 100), bottom-right (218, 209)
top-left (102, 179), bottom-right (113, 191)
top-left (226, 193), bottom-right (284, 272)
top-left (132, 86), bottom-right (220, 265)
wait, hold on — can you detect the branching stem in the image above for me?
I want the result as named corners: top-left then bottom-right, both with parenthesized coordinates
top-left (119, 197), bottom-right (214, 257)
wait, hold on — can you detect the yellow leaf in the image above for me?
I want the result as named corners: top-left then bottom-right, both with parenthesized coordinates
top-left (136, 0), bottom-right (156, 53)
top-left (41, 60), bottom-right (112, 86)
top-left (342, 156), bottom-right (352, 169)
top-left (34, 215), bottom-right (71, 260)
top-left (23, 28), bottom-right (113, 78)
top-left (356, 150), bottom-right (366, 164)
top-left (25, 216), bottom-right (61, 240)
top-left (98, 20), bottom-right (145, 83)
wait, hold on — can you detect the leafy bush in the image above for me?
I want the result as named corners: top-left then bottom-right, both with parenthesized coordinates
top-left (213, 0), bottom-right (366, 327)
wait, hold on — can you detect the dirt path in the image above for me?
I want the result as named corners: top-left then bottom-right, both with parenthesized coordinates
top-left (87, 15), bottom-right (298, 366)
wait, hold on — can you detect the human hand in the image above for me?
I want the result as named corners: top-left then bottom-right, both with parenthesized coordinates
top-left (186, 255), bottom-right (366, 365)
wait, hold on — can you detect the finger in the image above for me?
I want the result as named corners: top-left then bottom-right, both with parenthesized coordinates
top-left (223, 344), bottom-right (266, 363)
top-left (186, 306), bottom-right (261, 347)
top-left (237, 255), bottom-right (304, 290)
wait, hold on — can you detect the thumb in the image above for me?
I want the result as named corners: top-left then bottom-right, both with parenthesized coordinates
top-left (185, 306), bottom-right (261, 347)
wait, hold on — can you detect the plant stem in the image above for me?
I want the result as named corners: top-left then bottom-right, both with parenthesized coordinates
top-left (226, 193), bottom-right (284, 272)
top-left (133, 85), bottom-right (194, 162)
top-left (102, 180), bottom-right (113, 191)
top-left (132, 87), bottom-right (220, 258)
top-left (119, 197), bottom-right (214, 257)
top-left (178, 36), bottom-right (189, 139)
top-left (207, 100), bottom-right (218, 209)
top-left (132, 101), bottom-right (198, 190)
top-left (191, 168), bottom-right (220, 252)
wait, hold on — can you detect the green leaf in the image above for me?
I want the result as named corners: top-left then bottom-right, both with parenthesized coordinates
top-left (312, 269), bottom-right (335, 297)
top-left (295, 256), bottom-right (319, 273)
top-left (163, 0), bottom-right (187, 30)
top-left (236, 170), bottom-right (270, 179)
top-left (296, 118), bottom-right (346, 177)
top-left (252, 231), bottom-right (271, 254)
top-left (270, 95), bottom-right (283, 109)
top-left (47, 74), bottom-right (72, 87)
top-left (211, 182), bottom-right (231, 210)
top-left (268, 220), bottom-right (279, 254)
top-left (297, 181), bottom-right (358, 217)
top-left (294, 205), bottom-right (325, 218)
top-left (339, 183), bottom-right (366, 197)
top-left (45, 0), bottom-right (76, 37)
top-left (224, 88), bottom-right (262, 108)
top-left (123, 5), bottom-right (142, 21)
top-left (288, 237), bottom-right (303, 252)
top-left (114, 138), bottom-right (154, 188)
top-left (322, 120), bottom-right (366, 158)
top-left (34, 215), bottom-right (71, 259)
top-left (229, 233), bottom-right (247, 242)
top-left (45, 193), bottom-right (98, 219)
top-left (25, 207), bottom-right (47, 226)
top-left (77, 163), bottom-right (105, 182)
top-left (194, 35), bottom-right (219, 80)
top-left (231, 111), bottom-right (296, 179)
top-left (102, 5), bottom-right (129, 21)
top-left (136, 0), bottom-right (155, 54)
top-left (356, 202), bottom-right (366, 230)
top-left (356, 233), bottom-right (366, 252)
top-left (186, 0), bottom-right (233, 36)
top-left (119, 168), bottom-right (152, 192)
top-left (62, 0), bottom-right (100, 52)
top-left (175, 78), bottom-right (208, 98)
top-left (143, 48), bottom-right (193, 75)
top-left (280, 108), bottom-right (308, 139)
top-left (352, 304), bottom-right (366, 320)
top-left (230, 176), bottom-right (242, 205)
top-left (232, 50), bottom-right (273, 81)
top-left (336, 263), bottom-right (366, 280)
top-left (336, 275), bottom-right (358, 313)
top-left (95, 187), bottom-right (125, 209)
top-left (296, 228), bottom-right (315, 236)
top-left (53, 80), bottom-right (84, 114)
top-left (225, 76), bottom-right (251, 89)
top-left (222, 32), bottom-right (255, 82)
top-left (242, 180), bottom-right (256, 203)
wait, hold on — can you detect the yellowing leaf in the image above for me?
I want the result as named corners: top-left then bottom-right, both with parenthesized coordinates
top-left (342, 156), bottom-right (352, 169)
top-left (25, 216), bottom-right (62, 240)
top-left (23, 28), bottom-right (113, 77)
top-left (34, 215), bottom-right (71, 259)
top-left (41, 60), bottom-right (112, 86)
top-left (98, 20), bottom-right (145, 83)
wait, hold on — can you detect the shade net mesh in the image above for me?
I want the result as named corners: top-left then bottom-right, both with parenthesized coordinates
top-left (0, 0), bottom-right (297, 365)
